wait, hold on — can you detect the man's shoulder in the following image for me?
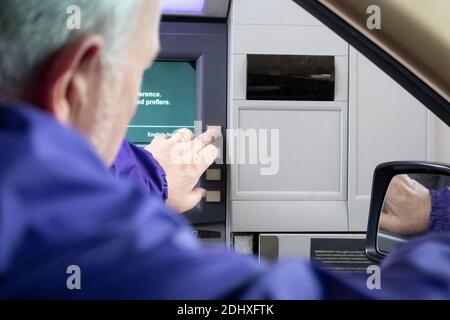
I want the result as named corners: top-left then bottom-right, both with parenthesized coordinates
top-left (0, 102), bottom-right (186, 292)
top-left (0, 102), bottom-right (104, 169)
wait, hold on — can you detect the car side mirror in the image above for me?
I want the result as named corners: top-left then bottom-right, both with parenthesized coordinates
top-left (366, 161), bottom-right (450, 262)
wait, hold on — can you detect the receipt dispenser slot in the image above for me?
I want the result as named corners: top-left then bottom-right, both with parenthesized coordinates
top-left (247, 54), bottom-right (335, 101)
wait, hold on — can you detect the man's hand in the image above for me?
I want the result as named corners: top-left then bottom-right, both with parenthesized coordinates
top-left (380, 175), bottom-right (431, 235)
top-left (146, 128), bottom-right (219, 213)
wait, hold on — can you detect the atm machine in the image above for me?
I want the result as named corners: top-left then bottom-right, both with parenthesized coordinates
top-left (126, 0), bottom-right (371, 271)
top-left (126, 0), bottom-right (230, 244)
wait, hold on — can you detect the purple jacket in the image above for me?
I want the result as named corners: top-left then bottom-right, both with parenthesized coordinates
top-left (430, 189), bottom-right (450, 232)
top-left (2, 101), bottom-right (450, 299)
top-left (111, 141), bottom-right (168, 202)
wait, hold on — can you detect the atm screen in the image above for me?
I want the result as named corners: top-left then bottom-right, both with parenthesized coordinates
top-left (127, 61), bottom-right (197, 145)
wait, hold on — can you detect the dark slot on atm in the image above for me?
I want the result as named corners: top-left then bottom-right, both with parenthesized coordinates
top-left (246, 54), bottom-right (335, 101)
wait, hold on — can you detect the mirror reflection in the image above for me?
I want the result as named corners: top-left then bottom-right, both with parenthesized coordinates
top-left (377, 174), bottom-right (450, 254)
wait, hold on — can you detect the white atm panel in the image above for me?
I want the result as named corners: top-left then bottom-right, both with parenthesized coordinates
top-left (231, 101), bottom-right (348, 201)
top-left (231, 201), bottom-right (348, 233)
top-left (232, 25), bottom-right (348, 56)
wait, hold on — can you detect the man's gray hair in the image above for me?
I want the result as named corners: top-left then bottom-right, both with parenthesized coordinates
top-left (0, 0), bottom-right (142, 97)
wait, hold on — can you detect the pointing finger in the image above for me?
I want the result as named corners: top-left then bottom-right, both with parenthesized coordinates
top-left (192, 128), bottom-right (220, 153)
top-left (170, 128), bottom-right (194, 143)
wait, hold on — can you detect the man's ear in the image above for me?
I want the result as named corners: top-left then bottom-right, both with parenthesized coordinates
top-left (32, 35), bottom-right (104, 123)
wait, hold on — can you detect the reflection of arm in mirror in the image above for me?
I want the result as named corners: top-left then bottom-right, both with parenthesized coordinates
top-left (380, 175), bottom-right (450, 235)
top-left (380, 175), bottom-right (431, 235)
top-left (429, 188), bottom-right (450, 232)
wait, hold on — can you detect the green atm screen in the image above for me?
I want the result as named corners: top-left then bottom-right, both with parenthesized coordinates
top-left (127, 61), bottom-right (196, 145)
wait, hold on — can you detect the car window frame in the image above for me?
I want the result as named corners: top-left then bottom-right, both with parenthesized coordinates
top-left (293, 0), bottom-right (450, 127)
